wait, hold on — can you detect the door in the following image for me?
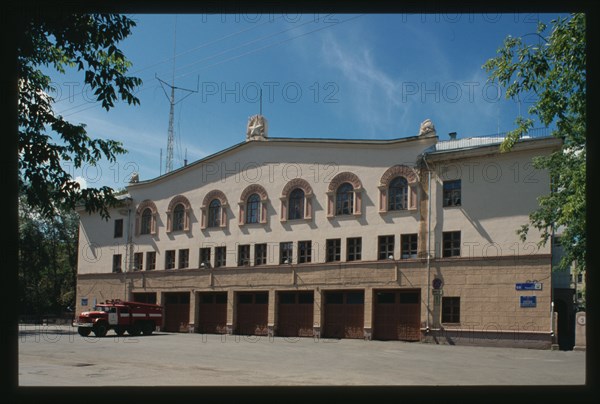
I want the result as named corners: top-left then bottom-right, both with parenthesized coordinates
top-left (164, 292), bottom-right (190, 332)
top-left (197, 292), bottom-right (228, 334)
top-left (373, 289), bottom-right (421, 341)
top-left (323, 290), bottom-right (364, 339)
top-left (236, 292), bottom-right (268, 336)
top-left (277, 291), bottom-right (314, 337)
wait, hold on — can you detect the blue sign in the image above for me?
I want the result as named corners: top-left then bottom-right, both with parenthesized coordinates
top-left (520, 296), bottom-right (537, 308)
top-left (516, 282), bottom-right (542, 291)
top-left (81, 298), bottom-right (88, 306)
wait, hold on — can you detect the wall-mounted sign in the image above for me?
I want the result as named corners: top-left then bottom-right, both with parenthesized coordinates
top-left (520, 296), bottom-right (537, 308)
top-left (81, 298), bottom-right (88, 306)
top-left (516, 282), bottom-right (542, 291)
top-left (432, 278), bottom-right (443, 290)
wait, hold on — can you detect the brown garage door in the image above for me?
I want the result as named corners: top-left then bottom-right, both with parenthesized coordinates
top-left (373, 289), bottom-right (421, 341)
top-left (197, 292), bottom-right (227, 334)
top-left (277, 291), bottom-right (314, 337)
top-left (236, 292), bottom-right (268, 336)
top-left (164, 292), bottom-right (190, 332)
top-left (133, 292), bottom-right (157, 304)
top-left (323, 290), bottom-right (364, 339)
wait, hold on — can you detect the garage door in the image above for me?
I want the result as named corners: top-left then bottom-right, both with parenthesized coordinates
top-left (323, 290), bottom-right (364, 339)
top-left (373, 289), bottom-right (421, 341)
top-left (133, 292), bottom-right (157, 304)
top-left (197, 292), bottom-right (227, 334)
top-left (164, 292), bottom-right (190, 332)
top-left (236, 292), bottom-right (268, 336)
top-left (277, 291), bottom-right (314, 337)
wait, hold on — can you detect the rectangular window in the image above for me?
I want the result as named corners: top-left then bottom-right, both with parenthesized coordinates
top-left (114, 219), bottom-right (123, 238)
top-left (443, 179), bottom-right (461, 207)
top-left (199, 248), bottom-right (211, 268)
top-left (401, 234), bottom-right (418, 259)
top-left (238, 244), bottom-right (250, 266)
top-left (326, 238), bottom-right (341, 262)
top-left (577, 273), bottom-right (583, 283)
top-left (442, 297), bottom-right (460, 323)
top-left (347, 237), bottom-right (362, 261)
top-left (215, 246), bottom-right (226, 268)
top-left (280, 242), bottom-right (293, 264)
top-left (146, 251), bottom-right (156, 271)
top-left (378, 235), bottom-right (395, 260)
top-left (255, 243), bottom-right (267, 266)
top-left (443, 231), bottom-right (461, 257)
top-left (298, 240), bottom-right (312, 264)
top-left (165, 250), bottom-right (176, 270)
top-left (112, 254), bottom-right (122, 273)
top-left (133, 252), bottom-right (143, 271)
top-left (179, 249), bottom-right (189, 269)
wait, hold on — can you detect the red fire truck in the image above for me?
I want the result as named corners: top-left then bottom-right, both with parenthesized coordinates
top-left (73, 299), bottom-right (163, 337)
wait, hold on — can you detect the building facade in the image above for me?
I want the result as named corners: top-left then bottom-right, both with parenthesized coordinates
top-left (75, 117), bottom-right (562, 348)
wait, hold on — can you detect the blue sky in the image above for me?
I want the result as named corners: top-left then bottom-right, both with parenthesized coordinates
top-left (47, 12), bottom-right (565, 190)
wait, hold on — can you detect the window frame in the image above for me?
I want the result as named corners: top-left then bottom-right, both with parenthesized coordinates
top-left (178, 248), bottom-right (189, 269)
top-left (298, 240), bottom-right (312, 264)
top-left (326, 238), bottom-right (341, 262)
top-left (112, 254), bottom-right (122, 273)
top-left (280, 242), bottom-right (293, 265)
top-left (114, 219), bottom-right (124, 238)
top-left (133, 252), bottom-right (143, 271)
top-left (401, 233), bottom-right (419, 259)
top-left (388, 176), bottom-right (409, 211)
top-left (146, 251), bottom-right (156, 271)
top-left (378, 235), bottom-right (395, 260)
top-left (254, 243), bottom-right (267, 266)
top-left (443, 179), bottom-right (462, 207)
top-left (347, 237), bottom-right (362, 261)
top-left (441, 296), bottom-right (461, 324)
top-left (246, 194), bottom-right (261, 224)
top-left (208, 199), bottom-right (221, 228)
top-left (238, 244), bottom-right (250, 266)
top-left (442, 231), bottom-right (461, 258)
top-left (335, 182), bottom-right (355, 216)
top-left (199, 247), bottom-right (211, 268)
top-left (288, 188), bottom-right (305, 220)
top-left (165, 250), bottom-right (176, 270)
top-left (215, 246), bottom-right (227, 268)
top-left (140, 208), bottom-right (153, 235)
top-left (172, 203), bottom-right (186, 231)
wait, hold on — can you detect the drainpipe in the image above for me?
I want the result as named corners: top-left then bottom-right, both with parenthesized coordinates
top-left (426, 168), bottom-right (432, 332)
top-left (124, 198), bottom-right (133, 301)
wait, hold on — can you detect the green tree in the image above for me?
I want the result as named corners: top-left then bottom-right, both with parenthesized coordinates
top-left (17, 13), bottom-right (142, 220)
top-left (18, 193), bottom-right (79, 315)
top-left (483, 13), bottom-right (585, 273)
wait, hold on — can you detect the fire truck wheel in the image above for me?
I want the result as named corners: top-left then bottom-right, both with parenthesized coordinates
top-left (128, 324), bottom-right (141, 336)
top-left (78, 327), bottom-right (91, 337)
top-left (93, 322), bottom-right (108, 337)
top-left (142, 322), bottom-right (154, 335)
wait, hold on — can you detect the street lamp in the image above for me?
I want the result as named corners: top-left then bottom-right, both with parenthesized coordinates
top-left (388, 254), bottom-right (401, 285)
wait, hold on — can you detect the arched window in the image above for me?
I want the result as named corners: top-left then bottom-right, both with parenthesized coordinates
top-left (238, 184), bottom-right (268, 226)
top-left (378, 165), bottom-right (418, 213)
top-left (141, 208), bottom-right (153, 235)
top-left (208, 199), bottom-right (221, 228)
top-left (336, 183), bottom-right (354, 215)
top-left (166, 195), bottom-right (191, 233)
top-left (246, 194), bottom-right (261, 224)
top-left (172, 204), bottom-right (185, 231)
top-left (288, 188), bottom-right (305, 220)
top-left (388, 176), bottom-right (409, 211)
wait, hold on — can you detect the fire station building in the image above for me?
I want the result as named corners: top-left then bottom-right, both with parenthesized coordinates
top-left (75, 117), bottom-right (561, 348)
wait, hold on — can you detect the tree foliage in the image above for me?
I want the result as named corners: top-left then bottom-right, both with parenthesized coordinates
top-left (18, 193), bottom-right (79, 315)
top-left (17, 13), bottom-right (142, 220)
top-left (483, 13), bottom-right (585, 273)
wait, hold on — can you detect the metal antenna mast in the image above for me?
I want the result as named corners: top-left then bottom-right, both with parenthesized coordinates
top-left (156, 16), bottom-right (198, 173)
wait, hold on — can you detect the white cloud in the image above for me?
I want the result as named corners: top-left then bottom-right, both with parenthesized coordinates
top-left (74, 176), bottom-right (88, 189)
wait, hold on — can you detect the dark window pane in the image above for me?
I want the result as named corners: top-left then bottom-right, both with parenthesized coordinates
top-left (208, 199), bottom-right (221, 227)
top-left (346, 292), bottom-right (364, 304)
top-left (443, 180), bottom-right (461, 207)
top-left (200, 294), bottom-right (214, 304)
top-left (255, 292), bottom-right (268, 304)
top-left (238, 294), bottom-right (253, 304)
top-left (389, 176), bottom-right (409, 210)
top-left (399, 292), bottom-right (419, 304)
top-left (279, 293), bottom-right (296, 304)
top-left (215, 293), bottom-right (227, 304)
top-left (288, 188), bottom-right (305, 220)
top-left (298, 292), bottom-right (314, 304)
top-left (326, 292), bottom-right (344, 304)
top-left (114, 219), bottom-right (123, 238)
top-left (376, 292), bottom-right (395, 304)
top-left (173, 204), bottom-right (185, 231)
top-left (246, 194), bottom-right (261, 224)
top-left (336, 182), bottom-right (354, 215)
